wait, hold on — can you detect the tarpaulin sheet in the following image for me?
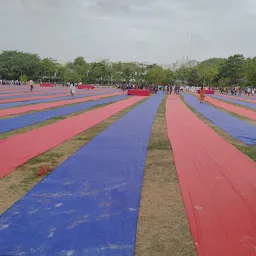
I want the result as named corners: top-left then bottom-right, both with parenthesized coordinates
top-left (166, 95), bottom-right (256, 256)
top-left (0, 96), bottom-right (144, 178)
top-left (0, 94), bottom-right (163, 255)
top-left (216, 94), bottom-right (256, 102)
top-left (0, 90), bottom-right (102, 103)
top-left (0, 91), bottom-right (67, 100)
top-left (206, 97), bottom-right (256, 121)
top-left (235, 95), bottom-right (256, 101)
top-left (213, 95), bottom-right (256, 109)
top-left (0, 92), bottom-right (123, 117)
top-left (0, 91), bottom-right (116, 109)
top-left (0, 95), bottom-right (127, 134)
top-left (182, 93), bottom-right (256, 145)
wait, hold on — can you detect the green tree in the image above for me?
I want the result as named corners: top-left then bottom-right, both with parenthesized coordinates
top-left (218, 54), bottom-right (245, 85)
top-left (196, 58), bottom-right (221, 86)
top-left (243, 58), bottom-right (256, 86)
top-left (20, 74), bottom-right (28, 83)
top-left (40, 58), bottom-right (58, 82)
top-left (64, 70), bottom-right (81, 83)
top-left (187, 68), bottom-right (200, 86)
top-left (145, 66), bottom-right (167, 84)
top-left (174, 67), bottom-right (190, 84)
top-left (0, 51), bottom-right (41, 80)
top-left (72, 57), bottom-right (88, 83)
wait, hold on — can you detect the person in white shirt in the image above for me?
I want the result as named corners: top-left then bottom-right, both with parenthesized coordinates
top-left (70, 82), bottom-right (76, 96)
top-left (247, 87), bottom-right (251, 96)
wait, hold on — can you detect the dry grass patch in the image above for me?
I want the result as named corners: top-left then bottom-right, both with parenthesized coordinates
top-left (135, 97), bottom-right (196, 256)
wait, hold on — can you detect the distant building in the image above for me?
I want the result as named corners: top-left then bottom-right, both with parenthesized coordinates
top-left (171, 58), bottom-right (199, 71)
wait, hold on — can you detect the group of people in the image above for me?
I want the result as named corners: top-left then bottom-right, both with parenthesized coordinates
top-left (0, 80), bottom-right (22, 85)
top-left (150, 85), bottom-right (183, 95)
top-left (220, 87), bottom-right (255, 96)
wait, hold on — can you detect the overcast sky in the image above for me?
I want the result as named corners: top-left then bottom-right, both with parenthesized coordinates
top-left (0, 0), bottom-right (256, 64)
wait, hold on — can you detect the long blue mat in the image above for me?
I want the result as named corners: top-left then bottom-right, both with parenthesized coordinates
top-left (212, 95), bottom-right (256, 109)
top-left (0, 94), bottom-right (163, 256)
top-left (183, 93), bottom-right (256, 145)
top-left (0, 91), bottom-right (116, 109)
top-left (0, 91), bottom-right (67, 100)
top-left (0, 95), bottom-right (127, 134)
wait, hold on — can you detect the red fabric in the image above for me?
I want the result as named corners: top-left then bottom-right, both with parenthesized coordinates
top-left (0, 90), bottom-right (100, 104)
top-left (0, 96), bottom-right (142, 178)
top-left (206, 97), bottom-right (256, 121)
top-left (40, 83), bottom-right (54, 87)
top-left (127, 89), bottom-right (150, 96)
top-left (78, 85), bottom-right (95, 89)
top-left (166, 95), bottom-right (256, 256)
top-left (197, 89), bottom-right (214, 94)
top-left (37, 166), bottom-right (51, 176)
top-left (0, 92), bottom-right (123, 117)
top-left (216, 94), bottom-right (256, 103)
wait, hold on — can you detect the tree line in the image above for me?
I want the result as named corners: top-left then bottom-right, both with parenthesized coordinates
top-left (0, 51), bottom-right (255, 87)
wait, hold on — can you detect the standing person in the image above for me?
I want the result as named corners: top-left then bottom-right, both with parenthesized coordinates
top-left (234, 86), bottom-right (238, 95)
top-left (29, 79), bottom-right (34, 92)
top-left (247, 87), bottom-right (251, 96)
top-left (252, 88), bottom-right (255, 96)
top-left (199, 86), bottom-right (206, 103)
top-left (238, 87), bottom-right (242, 96)
top-left (70, 82), bottom-right (76, 96)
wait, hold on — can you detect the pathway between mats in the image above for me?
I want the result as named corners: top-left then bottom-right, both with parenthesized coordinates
top-left (0, 94), bottom-right (164, 256)
top-left (182, 93), bottom-right (256, 145)
top-left (0, 94), bottom-right (127, 134)
top-left (0, 96), bottom-right (144, 178)
top-left (166, 95), bottom-right (256, 256)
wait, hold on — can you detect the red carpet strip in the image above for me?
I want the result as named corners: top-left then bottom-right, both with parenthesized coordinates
top-left (166, 95), bottom-right (256, 256)
top-left (0, 96), bottom-right (143, 178)
top-left (206, 97), bottom-right (256, 121)
top-left (216, 93), bottom-right (256, 103)
top-left (0, 89), bottom-right (104, 103)
top-left (0, 92), bottom-right (123, 117)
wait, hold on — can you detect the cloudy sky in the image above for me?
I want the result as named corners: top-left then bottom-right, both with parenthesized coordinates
top-left (0, 0), bottom-right (255, 64)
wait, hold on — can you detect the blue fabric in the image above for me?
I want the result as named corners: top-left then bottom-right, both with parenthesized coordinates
top-left (236, 95), bottom-right (256, 101)
top-left (0, 94), bottom-right (163, 256)
top-left (0, 92), bottom-right (67, 100)
top-left (0, 91), bottom-right (116, 109)
top-left (183, 93), bottom-right (256, 145)
top-left (0, 95), bottom-right (127, 134)
top-left (212, 95), bottom-right (256, 109)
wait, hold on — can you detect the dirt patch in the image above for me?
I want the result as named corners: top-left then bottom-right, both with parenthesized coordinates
top-left (0, 99), bottom-right (147, 214)
top-left (135, 97), bottom-right (196, 256)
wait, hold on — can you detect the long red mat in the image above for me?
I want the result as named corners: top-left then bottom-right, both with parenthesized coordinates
top-left (166, 95), bottom-right (256, 256)
top-left (216, 94), bottom-right (256, 103)
top-left (0, 92), bottom-right (123, 117)
top-left (206, 97), bottom-right (256, 121)
top-left (0, 90), bottom-right (95, 98)
top-left (0, 89), bottom-right (103, 103)
top-left (0, 96), bottom-right (143, 178)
